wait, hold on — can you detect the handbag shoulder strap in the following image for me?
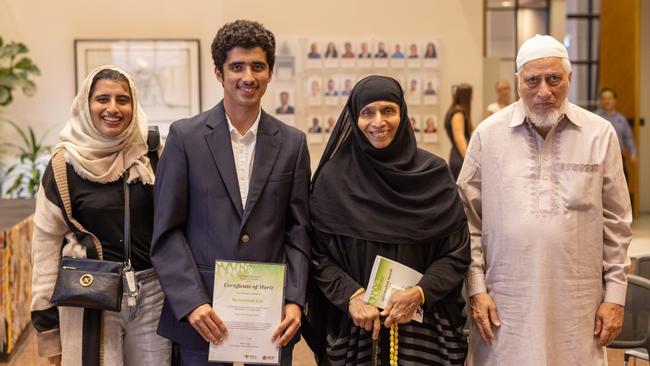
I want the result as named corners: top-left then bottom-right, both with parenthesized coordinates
top-left (123, 171), bottom-right (131, 267)
top-left (51, 149), bottom-right (104, 260)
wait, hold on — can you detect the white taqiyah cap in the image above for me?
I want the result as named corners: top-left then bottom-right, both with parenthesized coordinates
top-left (516, 34), bottom-right (569, 70)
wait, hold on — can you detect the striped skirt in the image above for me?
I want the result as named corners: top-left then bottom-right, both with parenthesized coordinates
top-left (326, 311), bottom-right (467, 365)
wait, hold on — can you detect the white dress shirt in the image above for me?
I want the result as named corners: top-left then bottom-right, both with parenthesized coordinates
top-left (226, 110), bottom-right (261, 209)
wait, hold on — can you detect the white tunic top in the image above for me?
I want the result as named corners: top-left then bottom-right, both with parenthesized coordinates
top-left (458, 100), bottom-right (632, 366)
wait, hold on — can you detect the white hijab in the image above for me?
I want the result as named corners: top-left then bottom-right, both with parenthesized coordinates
top-left (56, 65), bottom-right (155, 184)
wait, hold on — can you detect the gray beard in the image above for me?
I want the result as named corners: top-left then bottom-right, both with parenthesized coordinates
top-left (524, 100), bottom-right (568, 130)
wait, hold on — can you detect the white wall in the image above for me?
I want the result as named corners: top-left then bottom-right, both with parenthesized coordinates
top-left (640, 0), bottom-right (650, 213)
top-left (1, 0), bottom-right (483, 171)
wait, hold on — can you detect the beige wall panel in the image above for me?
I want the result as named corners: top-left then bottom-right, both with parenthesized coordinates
top-left (1, 0), bottom-right (483, 170)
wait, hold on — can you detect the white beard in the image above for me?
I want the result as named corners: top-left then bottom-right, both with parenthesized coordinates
top-left (524, 99), bottom-right (568, 130)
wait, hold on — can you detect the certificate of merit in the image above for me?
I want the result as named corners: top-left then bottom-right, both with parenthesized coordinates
top-left (209, 260), bottom-right (286, 364)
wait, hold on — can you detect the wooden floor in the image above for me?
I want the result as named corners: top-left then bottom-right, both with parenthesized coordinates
top-left (1, 326), bottom-right (647, 366)
top-left (0, 327), bottom-right (317, 366)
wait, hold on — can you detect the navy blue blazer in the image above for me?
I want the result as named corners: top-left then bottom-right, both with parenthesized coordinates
top-left (151, 102), bottom-right (311, 349)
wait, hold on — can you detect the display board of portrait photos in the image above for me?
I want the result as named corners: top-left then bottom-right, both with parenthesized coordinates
top-left (262, 37), bottom-right (442, 147)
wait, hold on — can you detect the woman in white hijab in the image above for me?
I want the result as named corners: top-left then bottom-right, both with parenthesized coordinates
top-left (30, 65), bottom-right (170, 366)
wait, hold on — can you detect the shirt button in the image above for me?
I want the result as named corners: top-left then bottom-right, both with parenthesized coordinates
top-left (241, 234), bottom-right (250, 243)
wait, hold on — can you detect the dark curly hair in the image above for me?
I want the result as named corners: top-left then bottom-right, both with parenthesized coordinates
top-left (211, 20), bottom-right (275, 74)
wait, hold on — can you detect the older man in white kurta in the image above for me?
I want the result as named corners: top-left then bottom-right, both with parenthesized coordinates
top-left (458, 34), bottom-right (632, 365)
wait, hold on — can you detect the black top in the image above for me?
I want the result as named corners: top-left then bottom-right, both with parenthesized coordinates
top-left (41, 161), bottom-right (154, 270)
top-left (444, 107), bottom-right (471, 180)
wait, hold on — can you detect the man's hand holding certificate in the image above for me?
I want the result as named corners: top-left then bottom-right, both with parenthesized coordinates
top-left (209, 261), bottom-right (286, 365)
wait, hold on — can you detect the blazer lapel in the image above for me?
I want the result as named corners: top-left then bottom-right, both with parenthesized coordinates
top-left (241, 113), bottom-right (281, 226)
top-left (205, 103), bottom-right (244, 217)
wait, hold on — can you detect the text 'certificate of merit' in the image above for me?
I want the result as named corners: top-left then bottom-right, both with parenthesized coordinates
top-left (209, 260), bottom-right (285, 364)
top-left (364, 255), bottom-right (424, 323)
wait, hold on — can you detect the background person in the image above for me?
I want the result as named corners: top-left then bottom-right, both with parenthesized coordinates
top-left (443, 83), bottom-right (472, 180)
top-left (485, 79), bottom-right (512, 117)
top-left (595, 88), bottom-right (638, 179)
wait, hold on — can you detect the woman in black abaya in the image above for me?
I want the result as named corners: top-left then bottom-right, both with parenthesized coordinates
top-left (305, 75), bottom-right (470, 365)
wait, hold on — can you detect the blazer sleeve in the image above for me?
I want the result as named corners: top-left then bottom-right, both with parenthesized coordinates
top-left (283, 134), bottom-right (311, 306)
top-left (150, 123), bottom-right (211, 320)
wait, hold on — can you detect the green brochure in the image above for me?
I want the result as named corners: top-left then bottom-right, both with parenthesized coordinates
top-left (364, 255), bottom-right (424, 323)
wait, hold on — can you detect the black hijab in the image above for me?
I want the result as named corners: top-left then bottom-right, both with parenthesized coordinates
top-left (310, 75), bottom-right (466, 244)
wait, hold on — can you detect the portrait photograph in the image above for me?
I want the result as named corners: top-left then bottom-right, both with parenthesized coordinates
top-left (373, 39), bottom-right (389, 68)
top-left (422, 115), bottom-right (439, 143)
top-left (423, 40), bottom-right (440, 68)
top-left (307, 76), bottom-right (323, 106)
top-left (406, 74), bottom-right (421, 105)
top-left (323, 40), bottom-right (340, 68)
top-left (422, 76), bottom-right (440, 105)
top-left (307, 115), bottom-right (324, 144)
top-left (306, 39), bottom-right (324, 69)
top-left (324, 77), bottom-right (339, 105)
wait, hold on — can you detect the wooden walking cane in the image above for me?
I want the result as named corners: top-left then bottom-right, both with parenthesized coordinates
top-left (371, 338), bottom-right (378, 366)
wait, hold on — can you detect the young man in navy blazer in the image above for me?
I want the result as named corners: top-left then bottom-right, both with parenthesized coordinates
top-left (151, 20), bottom-right (310, 365)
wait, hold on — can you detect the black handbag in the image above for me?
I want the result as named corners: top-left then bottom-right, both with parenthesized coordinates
top-left (51, 257), bottom-right (124, 311)
top-left (50, 148), bottom-right (133, 312)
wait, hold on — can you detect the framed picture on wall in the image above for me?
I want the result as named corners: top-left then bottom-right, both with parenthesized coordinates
top-left (74, 39), bottom-right (201, 138)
